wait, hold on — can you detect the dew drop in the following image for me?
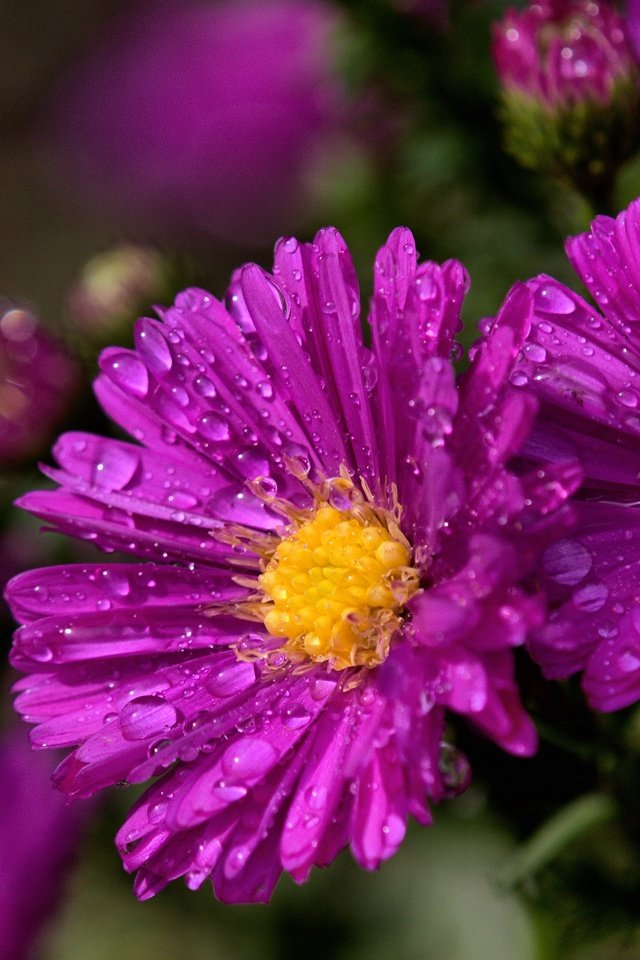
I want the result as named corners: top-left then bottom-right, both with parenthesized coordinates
top-left (137, 322), bottom-right (173, 373)
top-left (618, 647), bottom-right (640, 673)
top-left (304, 785), bottom-right (327, 811)
top-left (617, 389), bottom-right (639, 409)
top-left (234, 448), bottom-right (270, 480)
top-left (543, 539), bottom-right (592, 586)
top-left (211, 781), bottom-right (248, 803)
top-left (439, 743), bottom-right (471, 798)
top-left (197, 413), bottom-right (230, 441)
top-left (120, 695), bottom-right (178, 741)
top-left (106, 352), bottom-right (149, 398)
top-left (522, 342), bottom-right (548, 363)
top-left (310, 676), bottom-right (337, 701)
top-left (148, 801), bottom-right (168, 824)
top-left (193, 375), bottom-right (217, 398)
top-left (253, 475), bottom-right (278, 497)
top-left (220, 738), bottom-right (277, 782)
top-left (572, 581), bottom-right (608, 612)
top-left (381, 813), bottom-right (405, 846)
top-left (206, 661), bottom-right (256, 698)
top-left (535, 283), bottom-right (575, 316)
top-left (91, 447), bottom-right (140, 491)
top-left (509, 370), bottom-right (528, 387)
top-left (256, 379), bottom-right (273, 399)
top-left (282, 703), bottom-right (312, 730)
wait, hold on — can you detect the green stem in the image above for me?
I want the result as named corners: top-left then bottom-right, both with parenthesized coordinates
top-left (495, 793), bottom-right (617, 891)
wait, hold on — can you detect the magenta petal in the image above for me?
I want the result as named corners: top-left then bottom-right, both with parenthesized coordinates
top-left (351, 747), bottom-right (407, 870)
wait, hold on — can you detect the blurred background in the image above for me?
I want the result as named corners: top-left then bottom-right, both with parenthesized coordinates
top-left (4, 1), bottom-right (640, 957)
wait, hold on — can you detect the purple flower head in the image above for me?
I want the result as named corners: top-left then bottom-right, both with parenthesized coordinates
top-left (6, 229), bottom-right (579, 903)
top-left (626, 0), bottom-right (640, 61)
top-left (493, 0), bottom-right (635, 106)
top-left (0, 304), bottom-right (77, 465)
top-left (508, 198), bottom-right (640, 712)
top-left (0, 727), bottom-right (85, 960)
top-left (44, 0), bottom-right (345, 246)
top-left (492, 0), bottom-right (640, 198)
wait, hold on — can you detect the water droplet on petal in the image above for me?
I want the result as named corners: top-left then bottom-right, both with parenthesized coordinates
top-left (618, 648), bottom-right (640, 673)
top-left (522, 342), bottom-right (547, 363)
top-left (148, 801), bottom-right (168, 824)
top-left (617, 390), bottom-right (639, 409)
top-left (256, 380), bottom-right (273, 399)
top-left (304, 784), bottom-right (327, 811)
top-left (282, 703), bottom-right (311, 730)
top-left (193, 375), bottom-right (217, 398)
top-left (439, 743), bottom-right (471, 798)
top-left (543, 539), bottom-right (592, 586)
top-left (92, 446), bottom-right (140, 491)
top-left (197, 413), bottom-right (230, 441)
top-left (310, 676), bottom-right (337, 701)
top-left (107, 352), bottom-right (149, 398)
top-left (572, 581), bottom-right (608, 612)
top-left (137, 322), bottom-right (173, 373)
top-left (235, 448), bottom-right (270, 480)
top-left (381, 813), bottom-right (405, 845)
top-left (206, 662), bottom-right (256, 698)
top-left (220, 738), bottom-right (277, 782)
top-left (509, 370), bottom-right (528, 387)
top-left (535, 283), bottom-right (576, 315)
top-left (211, 781), bottom-right (248, 803)
top-left (120, 695), bottom-right (178, 741)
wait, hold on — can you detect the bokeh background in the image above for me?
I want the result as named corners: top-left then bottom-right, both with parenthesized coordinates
top-left (4, 1), bottom-right (640, 958)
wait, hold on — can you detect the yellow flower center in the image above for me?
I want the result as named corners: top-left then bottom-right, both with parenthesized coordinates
top-left (258, 504), bottom-right (419, 671)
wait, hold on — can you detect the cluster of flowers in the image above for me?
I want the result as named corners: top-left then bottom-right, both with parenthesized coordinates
top-left (8, 195), bottom-right (640, 904)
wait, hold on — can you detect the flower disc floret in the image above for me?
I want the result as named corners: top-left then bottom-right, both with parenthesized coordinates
top-left (259, 504), bottom-right (418, 669)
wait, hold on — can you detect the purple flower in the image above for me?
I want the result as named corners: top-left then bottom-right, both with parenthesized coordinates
top-left (492, 0), bottom-right (640, 196)
top-left (626, 0), bottom-right (640, 61)
top-left (0, 304), bottom-right (77, 465)
top-left (493, 0), bottom-right (635, 107)
top-left (508, 198), bottom-right (640, 712)
top-left (7, 229), bottom-right (578, 903)
top-left (44, 0), bottom-right (345, 245)
top-left (0, 727), bottom-right (85, 960)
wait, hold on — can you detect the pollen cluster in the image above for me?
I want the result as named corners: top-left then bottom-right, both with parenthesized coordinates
top-left (259, 504), bottom-right (419, 670)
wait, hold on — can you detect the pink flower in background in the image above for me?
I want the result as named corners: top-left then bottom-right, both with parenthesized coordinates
top-left (44, 0), bottom-right (346, 246)
top-left (0, 727), bottom-right (85, 960)
top-left (626, 0), bottom-right (640, 62)
top-left (7, 229), bottom-right (578, 902)
top-left (493, 0), bottom-right (636, 107)
top-left (509, 198), bottom-right (640, 711)
top-left (0, 304), bottom-right (76, 465)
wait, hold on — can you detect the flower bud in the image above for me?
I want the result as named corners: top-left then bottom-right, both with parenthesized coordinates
top-left (493, 0), bottom-right (640, 201)
top-left (0, 305), bottom-right (77, 465)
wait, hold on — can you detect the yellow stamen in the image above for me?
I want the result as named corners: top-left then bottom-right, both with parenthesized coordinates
top-left (258, 503), bottom-right (419, 670)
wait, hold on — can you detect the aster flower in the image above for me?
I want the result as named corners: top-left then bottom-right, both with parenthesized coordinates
top-left (492, 0), bottom-right (640, 201)
top-left (0, 726), bottom-right (85, 960)
top-left (507, 197), bottom-right (640, 712)
top-left (626, 0), bottom-right (640, 62)
top-left (0, 304), bottom-right (77, 465)
top-left (44, 0), bottom-right (345, 245)
top-left (7, 229), bottom-right (579, 903)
